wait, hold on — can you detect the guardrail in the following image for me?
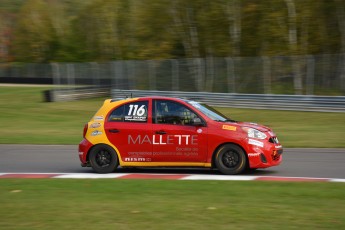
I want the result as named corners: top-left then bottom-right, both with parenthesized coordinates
top-left (44, 87), bottom-right (110, 102)
top-left (112, 89), bottom-right (345, 113)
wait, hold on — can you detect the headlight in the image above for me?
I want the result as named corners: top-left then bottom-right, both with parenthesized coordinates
top-left (242, 127), bottom-right (267, 139)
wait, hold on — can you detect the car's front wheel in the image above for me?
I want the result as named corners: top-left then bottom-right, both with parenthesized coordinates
top-left (214, 144), bottom-right (247, 175)
top-left (89, 144), bottom-right (118, 173)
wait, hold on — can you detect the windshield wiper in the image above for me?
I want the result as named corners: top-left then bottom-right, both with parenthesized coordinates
top-left (214, 119), bottom-right (237, 122)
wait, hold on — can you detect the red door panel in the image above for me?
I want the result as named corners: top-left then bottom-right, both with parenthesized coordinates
top-left (151, 99), bottom-right (208, 163)
top-left (152, 124), bottom-right (207, 162)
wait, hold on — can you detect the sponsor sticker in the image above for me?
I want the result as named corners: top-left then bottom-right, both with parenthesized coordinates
top-left (248, 153), bottom-right (261, 157)
top-left (91, 130), bottom-right (103, 136)
top-left (275, 145), bottom-right (282, 149)
top-left (94, 116), bottom-right (104, 121)
top-left (248, 139), bottom-right (264, 147)
top-left (197, 128), bottom-right (202, 133)
top-left (124, 115), bottom-right (147, 122)
top-left (222, 125), bottom-right (237, 131)
top-left (110, 117), bottom-right (122, 121)
top-left (124, 157), bottom-right (151, 162)
top-left (128, 134), bottom-right (198, 145)
top-left (90, 123), bottom-right (101, 128)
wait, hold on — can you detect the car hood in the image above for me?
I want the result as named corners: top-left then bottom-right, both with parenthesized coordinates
top-left (233, 121), bottom-right (271, 132)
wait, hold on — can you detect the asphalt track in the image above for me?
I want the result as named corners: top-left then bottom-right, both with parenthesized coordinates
top-left (0, 145), bottom-right (344, 179)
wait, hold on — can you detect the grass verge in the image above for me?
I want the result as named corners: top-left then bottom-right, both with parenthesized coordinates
top-left (0, 179), bottom-right (344, 230)
top-left (0, 86), bottom-right (344, 147)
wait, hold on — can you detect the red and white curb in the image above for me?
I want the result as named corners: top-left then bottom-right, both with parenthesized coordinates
top-left (0, 173), bottom-right (344, 182)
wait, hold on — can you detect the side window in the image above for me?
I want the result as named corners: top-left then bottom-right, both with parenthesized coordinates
top-left (109, 101), bottom-right (148, 123)
top-left (154, 100), bottom-right (199, 125)
top-left (108, 105), bottom-right (125, 122)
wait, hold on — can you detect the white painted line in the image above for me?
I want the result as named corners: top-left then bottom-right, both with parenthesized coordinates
top-left (53, 173), bottom-right (129, 179)
top-left (180, 175), bottom-right (257, 181)
top-left (329, 179), bottom-right (345, 183)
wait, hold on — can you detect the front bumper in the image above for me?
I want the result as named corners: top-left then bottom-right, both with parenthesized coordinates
top-left (246, 138), bottom-right (283, 169)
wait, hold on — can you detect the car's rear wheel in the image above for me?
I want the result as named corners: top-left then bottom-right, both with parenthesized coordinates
top-left (89, 144), bottom-right (118, 173)
top-left (214, 144), bottom-right (247, 175)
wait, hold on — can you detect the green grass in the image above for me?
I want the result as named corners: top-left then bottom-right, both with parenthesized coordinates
top-left (0, 179), bottom-right (344, 230)
top-left (0, 86), bottom-right (100, 144)
top-left (0, 86), bottom-right (344, 147)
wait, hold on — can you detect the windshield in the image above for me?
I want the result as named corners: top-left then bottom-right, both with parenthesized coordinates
top-left (187, 101), bottom-right (233, 122)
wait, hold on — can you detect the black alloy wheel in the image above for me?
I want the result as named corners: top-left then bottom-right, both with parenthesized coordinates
top-left (89, 144), bottom-right (118, 173)
top-left (222, 150), bottom-right (240, 168)
top-left (215, 144), bottom-right (247, 175)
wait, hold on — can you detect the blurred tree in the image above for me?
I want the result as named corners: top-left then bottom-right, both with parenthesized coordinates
top-left (334, 0), bottom-right (345, 91)
top-left (225, 0), bottom-right (241, 56)
top-left (11, 0), bottom-right (56, 62)
top-left (132, 0), bottom-right (174, 59)
top-left (284, 0), bottom-right (303, 95)
top-left (0, 0), bottom-right (25, 13)
top-left (170, 0), bottom-right (201, 58)
top-left (336, 2), bottom-right (345, 52)
top-left (0, 12), bottom-right (10, 62)
top-left (0, 0), bottom-right (343, 63)
top-left (71, 0), bottom-right (133, 61)
top-left (0, 0), bottom-right (26, 62)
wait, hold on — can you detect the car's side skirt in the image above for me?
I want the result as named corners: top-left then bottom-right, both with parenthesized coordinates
top-left (120, 162), bottom-right (212, 167)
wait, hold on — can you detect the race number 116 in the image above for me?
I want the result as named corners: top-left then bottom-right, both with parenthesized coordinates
top-left (128, 104), bottom-right (146, 116)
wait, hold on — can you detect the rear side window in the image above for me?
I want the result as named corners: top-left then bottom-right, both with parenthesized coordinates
top-left (108, 105), bottom-right (125, 122)
top-left (108, 101), bottom-right (148, 123)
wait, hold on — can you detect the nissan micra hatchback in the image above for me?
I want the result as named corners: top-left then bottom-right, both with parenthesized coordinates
top-left (79, 96), bottom-right (283, 174)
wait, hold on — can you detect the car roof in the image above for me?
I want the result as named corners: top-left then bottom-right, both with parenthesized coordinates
top-left (111, 96), bottom-right (189, 103)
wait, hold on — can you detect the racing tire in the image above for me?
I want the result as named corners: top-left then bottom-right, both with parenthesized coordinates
top-left (89, 144), bottom-right (118, 174)
top-left (214, 144), bottom-right (247, 175)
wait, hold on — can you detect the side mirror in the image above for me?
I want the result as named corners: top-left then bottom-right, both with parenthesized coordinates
top-left (192, 117), bottom-right (204, 126)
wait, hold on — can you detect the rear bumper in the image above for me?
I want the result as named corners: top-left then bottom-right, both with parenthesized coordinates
top-left (78, 138), bottom-right (93, 165)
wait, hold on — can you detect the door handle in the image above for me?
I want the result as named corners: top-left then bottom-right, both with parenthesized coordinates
top-left (109, 129), bottom-right (120, 133)
top-left (155, 130), bottom-right (166, 135)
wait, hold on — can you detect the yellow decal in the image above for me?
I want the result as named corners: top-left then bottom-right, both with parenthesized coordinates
top-left (222, 125), bottom-right (237, 131)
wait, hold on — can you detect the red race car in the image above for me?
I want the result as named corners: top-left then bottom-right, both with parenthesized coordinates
top-left (79, 96), bottom-right (282, 174)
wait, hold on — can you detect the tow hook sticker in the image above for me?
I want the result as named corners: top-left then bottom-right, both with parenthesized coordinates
top-left (248, 139), bottom-right (264, 147)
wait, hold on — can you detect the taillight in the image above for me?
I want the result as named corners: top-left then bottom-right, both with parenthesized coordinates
top-left (83, 123), bottom-right (88, 138)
